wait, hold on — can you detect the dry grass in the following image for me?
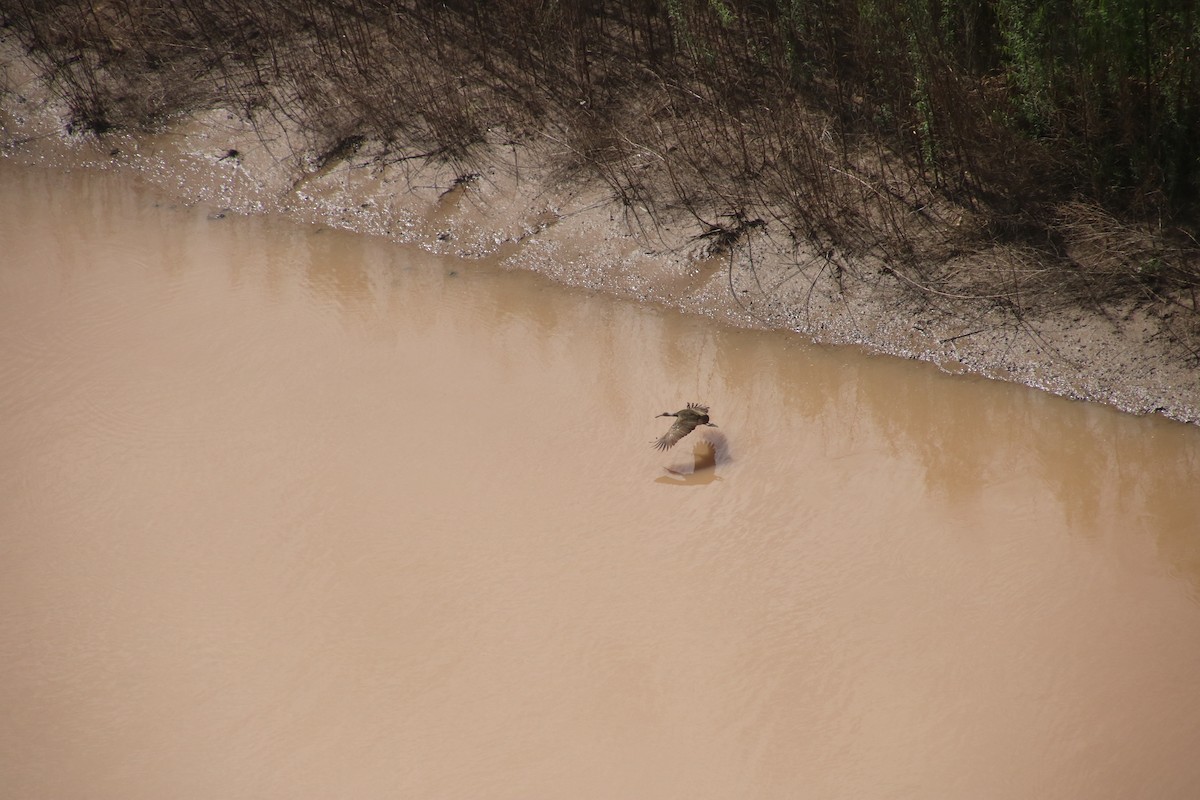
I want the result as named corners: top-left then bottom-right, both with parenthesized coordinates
top-left (4, 0), bottom-right (1198, 352)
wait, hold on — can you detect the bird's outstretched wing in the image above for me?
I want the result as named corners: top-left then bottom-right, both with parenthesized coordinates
top-left (686, 402), bottom-right (709, 413)
top-left (653, 419), bottom-right (692, 451)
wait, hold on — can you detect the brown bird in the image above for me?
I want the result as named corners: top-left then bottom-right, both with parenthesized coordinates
top-left (653, 403), bottom-right (717, 451)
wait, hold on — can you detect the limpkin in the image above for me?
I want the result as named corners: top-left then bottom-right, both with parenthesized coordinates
top-left (652, 403), bottom-right (717, 451)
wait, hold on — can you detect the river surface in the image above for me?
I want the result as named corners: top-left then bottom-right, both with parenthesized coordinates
top-left (3, 163), bottom-right (1200, 799)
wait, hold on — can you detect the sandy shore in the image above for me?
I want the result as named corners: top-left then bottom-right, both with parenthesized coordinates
top-left (3, 43), bottom-right (1196, 426)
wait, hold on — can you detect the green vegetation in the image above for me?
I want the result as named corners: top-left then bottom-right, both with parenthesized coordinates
top-left (4, 0), bottom-right (1198, 345)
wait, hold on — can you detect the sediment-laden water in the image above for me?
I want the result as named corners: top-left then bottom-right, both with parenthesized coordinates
top-left (2, 164), bottom-right (1199, 799)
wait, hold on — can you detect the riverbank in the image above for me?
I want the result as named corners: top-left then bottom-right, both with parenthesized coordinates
top-left (2, 32), bottom-right (1196, 424)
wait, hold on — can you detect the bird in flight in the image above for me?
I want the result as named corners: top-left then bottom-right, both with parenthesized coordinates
top-left (653, 403), bottom-right (718, 451)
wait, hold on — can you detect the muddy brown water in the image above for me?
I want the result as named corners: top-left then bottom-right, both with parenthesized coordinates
top-left (2, 163), bottom-right (1200, 799)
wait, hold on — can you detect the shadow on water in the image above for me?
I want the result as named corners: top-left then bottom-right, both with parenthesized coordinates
top-left (690, 319), bottom-right (1200, 597)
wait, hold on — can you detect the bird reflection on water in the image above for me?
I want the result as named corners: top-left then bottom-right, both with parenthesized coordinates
top-left (656, 431), bottom-right (731, 486)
